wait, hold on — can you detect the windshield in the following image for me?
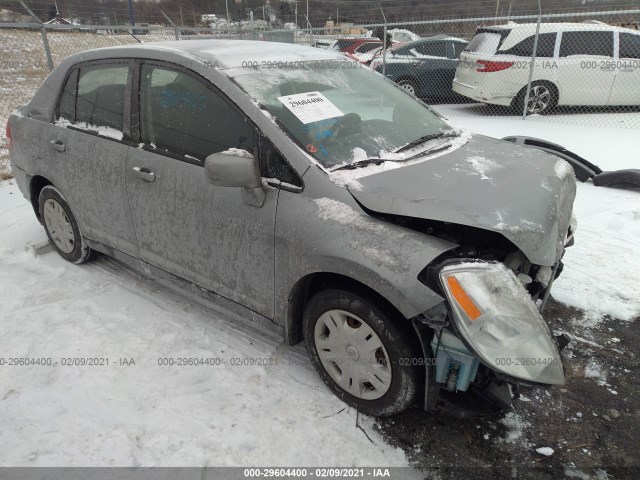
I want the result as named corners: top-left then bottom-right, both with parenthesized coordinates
top-left (228, 62), bottom-right (451, 169)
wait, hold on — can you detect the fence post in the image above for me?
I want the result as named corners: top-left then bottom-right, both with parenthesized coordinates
top-left (250, 10), bottom-right (255, 40)
top-left (162, 10), bottom-right (180, 40)
top-left (522, 0), bottom-right (542, 119)
top-left (20, 1), bottom-right (53, 71)
top-left (380, 7), bottom-right (388, 76)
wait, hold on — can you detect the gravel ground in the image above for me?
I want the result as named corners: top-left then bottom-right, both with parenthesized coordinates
top-left (377, 300), bottom-right (639, 480)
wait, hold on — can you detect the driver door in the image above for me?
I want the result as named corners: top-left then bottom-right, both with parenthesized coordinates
top-left (125, 61), bottom-right (279, 317)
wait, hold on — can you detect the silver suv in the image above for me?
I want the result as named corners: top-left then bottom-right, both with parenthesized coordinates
top-left (7, 40), bottom-right (576, 416)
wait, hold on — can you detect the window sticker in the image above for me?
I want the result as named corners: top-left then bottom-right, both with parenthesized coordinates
top-left (278, 91), bottom-right (344, 124)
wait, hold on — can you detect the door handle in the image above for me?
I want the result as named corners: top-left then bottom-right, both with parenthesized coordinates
top-left (132, 166), bottom-right (155, 182)
top-left (50, 139), bottom-right (65, 152)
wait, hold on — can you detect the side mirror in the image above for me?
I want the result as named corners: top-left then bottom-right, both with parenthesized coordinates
top-left (204, 151), bottom-right (262, 189)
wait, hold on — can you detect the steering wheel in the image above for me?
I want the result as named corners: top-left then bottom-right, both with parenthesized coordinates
top-left (327, 113), bottom-right (362, 142)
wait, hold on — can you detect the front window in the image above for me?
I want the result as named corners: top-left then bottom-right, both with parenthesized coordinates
top-left (228, 63), bottom-right (451, 169)
top-left (139, 63), bottom-right (254, 161)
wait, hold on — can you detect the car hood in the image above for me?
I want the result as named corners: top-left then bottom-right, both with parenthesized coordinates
top-left (347, 135), bottom-right (576, 266)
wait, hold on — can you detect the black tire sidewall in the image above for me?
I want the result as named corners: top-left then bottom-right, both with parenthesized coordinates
top-left (303, 289), bottom-right (419, 417)
top-left (39, 186), bottom-right (89, 264)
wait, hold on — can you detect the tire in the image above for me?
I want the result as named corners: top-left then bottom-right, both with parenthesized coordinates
top-left (512, 81), bottom-right (558, 115)
top-left (39, 185), bottom-right (92, 264)
top-left (303, 289), bottom-right (419, 416)
top-left (397, 78), bottom-right (418, 97)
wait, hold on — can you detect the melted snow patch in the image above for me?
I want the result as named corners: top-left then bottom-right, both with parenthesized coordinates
top-left (584, 359), bottom-right (608, 386)
top-left (465, 155), bottom-right (500, 180)
top-left (315, 197), bottom-right (361, 224)
top-left (499, 412), bottom-right (531, 444)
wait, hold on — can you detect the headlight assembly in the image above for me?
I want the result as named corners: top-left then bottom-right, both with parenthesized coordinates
top-left (439, 261), bottom-right (564, 385)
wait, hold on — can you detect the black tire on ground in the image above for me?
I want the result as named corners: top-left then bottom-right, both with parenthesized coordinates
top-left (511, 81), bottom-right (558, 115)
top-left (397, 77), bottom-right (418, 97)
top-left (303, 289), bottom-right (420, 417)
top-left (39, 185), bottom-right (92, 264)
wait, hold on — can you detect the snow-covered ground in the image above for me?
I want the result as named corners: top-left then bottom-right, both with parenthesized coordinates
top-left (0, 183), bottom-right (409, 467)
top-left (1, 111), bottom-right (638, 468)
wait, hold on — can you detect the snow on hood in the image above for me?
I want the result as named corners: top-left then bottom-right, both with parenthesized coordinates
top-left (348, 135), bottom-right (576, 266)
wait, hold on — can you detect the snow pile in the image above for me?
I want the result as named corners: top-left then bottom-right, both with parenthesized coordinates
top-left (535, 447), bottom-right (554, 456)
top-left (220, 147), bottom-right (254, 159)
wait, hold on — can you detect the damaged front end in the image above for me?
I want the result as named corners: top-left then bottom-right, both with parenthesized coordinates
top-left (407, 220), bottom-right (576, 417)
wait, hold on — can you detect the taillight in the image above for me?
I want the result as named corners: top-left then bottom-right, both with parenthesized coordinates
top-left (476, 60), bottom-right (514, 73)
top-left (5, 121), bottom-right (11, 149)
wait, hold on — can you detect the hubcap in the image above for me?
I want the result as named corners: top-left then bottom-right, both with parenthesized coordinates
top-left (527, 85), bottom-right (551, 114)
top-left (43, 198), bottom-right (75, 254)
top-left (314, 309), bottom-right (392, 400)
top-left (400, 82), bottom-right (416, 96)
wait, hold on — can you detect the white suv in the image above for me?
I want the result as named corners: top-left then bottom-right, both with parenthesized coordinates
top-left (452, 22), bottom-right (640, 114)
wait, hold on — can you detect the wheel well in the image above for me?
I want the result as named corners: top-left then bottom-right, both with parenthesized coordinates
top-left (396, 75), bottom-right (417, 86)
top-left (29, 175), bottom-right (52, 221)
top-left (285, 272), bottom-right (415, 346)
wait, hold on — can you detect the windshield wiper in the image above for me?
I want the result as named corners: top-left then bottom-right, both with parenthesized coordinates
top-left (393, 131), bottom-right (458, 154)
top-left (331, 158), bottom-right (391, 172)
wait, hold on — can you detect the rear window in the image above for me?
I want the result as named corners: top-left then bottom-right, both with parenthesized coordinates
top-left (465, 32), bottom-right (503, 54)
top-left (619, 32), bottom-right (640, 59)
top-left (414, 42), bottom-right (448, 57)
top-left (498, 32), bottom-right (557, 57)
top-left (559, 31), bottom-right (613, 57)
top-left (355, 42), bottom-right (382, 54)
top-left (76, 64), bottom-right (128, 131)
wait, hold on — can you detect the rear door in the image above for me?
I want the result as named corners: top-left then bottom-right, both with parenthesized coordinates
top-left (608, 31), bottom-right (640, 106)
top-left (556, 30), bottom-right (616, 105)
top-left (125, 61), bottom-right (279, 317)
top-left (411, 41), bottom-right (453, 96)
top-left (46, 60), bottom-right (139, 256)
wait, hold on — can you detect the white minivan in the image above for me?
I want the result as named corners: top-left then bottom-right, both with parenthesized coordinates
top-left (452, 22), bottom-right (640, 114)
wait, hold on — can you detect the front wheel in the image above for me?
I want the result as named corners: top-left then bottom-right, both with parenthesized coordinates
top-left (397, 78), bottom-right (418, 97)
top-left (303, 289), bottom-right (419, 416)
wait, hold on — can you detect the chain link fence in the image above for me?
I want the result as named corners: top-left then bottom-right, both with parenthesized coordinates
top-left (1, 7), bottom-right (639, 176)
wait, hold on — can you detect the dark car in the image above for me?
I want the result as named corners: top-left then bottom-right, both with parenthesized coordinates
top-left (373, 35), bottom-right (468, 98)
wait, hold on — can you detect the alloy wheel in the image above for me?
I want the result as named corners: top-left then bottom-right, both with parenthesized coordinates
top-left (527, 85), bottom-right (552, 114)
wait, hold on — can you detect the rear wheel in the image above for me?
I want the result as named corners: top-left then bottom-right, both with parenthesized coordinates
top-left (39, 185), bottom-right (91, 264)
top-left (397, 78), bottom-right (418, 97)
top-left (303, 289), bottom-right (419, 416)
top-left (512, 81), bottom-right (558, 115)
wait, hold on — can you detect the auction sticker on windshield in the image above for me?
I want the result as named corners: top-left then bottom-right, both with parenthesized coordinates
top-left (278, 91), bottom-right (344, 124)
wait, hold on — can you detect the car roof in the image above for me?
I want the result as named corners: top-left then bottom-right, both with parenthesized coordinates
top-left (82, 39), bottom-right (343, 69)
top-left (391, 35), bottom-right (467, 51)
top-left (483, 22), bottom-right (639, 34)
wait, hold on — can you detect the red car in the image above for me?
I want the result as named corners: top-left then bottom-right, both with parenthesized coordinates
top-left (329, 38), bottom-right (383, 63)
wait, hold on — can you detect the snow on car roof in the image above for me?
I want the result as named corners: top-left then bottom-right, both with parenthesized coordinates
top-left (91, 39), bottom-right (343, 69)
